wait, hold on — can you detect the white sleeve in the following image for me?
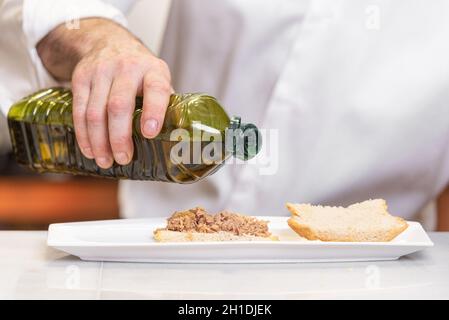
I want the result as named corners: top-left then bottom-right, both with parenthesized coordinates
top-left (0, 0), bottom-right (128, 116)
top-left (23, 0), bottom-right (127, 49)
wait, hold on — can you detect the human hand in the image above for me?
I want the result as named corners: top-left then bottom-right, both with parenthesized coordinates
top-left (37, 18), bottom-right (172, 168)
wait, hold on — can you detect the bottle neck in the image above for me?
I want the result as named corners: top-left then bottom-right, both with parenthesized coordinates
top-left (227, 116), bottom-right (261, 161)
top-left (229, 116), bottom-right (242, 130)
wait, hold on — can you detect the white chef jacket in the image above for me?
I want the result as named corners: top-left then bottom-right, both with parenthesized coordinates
top-left (0, 0), bottom-right (128, 113)
top-left (1, 0), bottom-right (448, 220)
top-left (121, 0), bottom-right (449, 220)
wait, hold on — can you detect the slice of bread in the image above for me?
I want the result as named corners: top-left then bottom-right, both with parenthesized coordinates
top-left (154, 229), bottom-right (279, 242)
top-left (286, 199), bottom-right (408, 242)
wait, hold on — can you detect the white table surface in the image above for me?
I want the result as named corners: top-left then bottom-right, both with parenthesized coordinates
top-left (0, 231), bottom-right (448, 299)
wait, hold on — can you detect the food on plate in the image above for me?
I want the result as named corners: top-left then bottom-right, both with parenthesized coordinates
top-left (154, 207), bottom-right (279, 242)
top-left (286, 199), bottom-right (408, 242)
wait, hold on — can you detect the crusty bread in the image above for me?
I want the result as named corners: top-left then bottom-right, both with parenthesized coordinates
top-left (286, 199), bottom-right (408, 242)
top-left (154, 229), bottom-right (279, 242)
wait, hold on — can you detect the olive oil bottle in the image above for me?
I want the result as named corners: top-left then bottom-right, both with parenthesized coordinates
top-left (7, 88), bottom-right (261, 183)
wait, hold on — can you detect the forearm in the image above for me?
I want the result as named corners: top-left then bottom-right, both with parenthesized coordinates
top-left (36, 18), bottom-right (141, 81)
top-left (437, 187), bottom-right (449, 231)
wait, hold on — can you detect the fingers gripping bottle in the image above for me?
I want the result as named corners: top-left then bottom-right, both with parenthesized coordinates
top-left (7, 88), bottom-right (261, 183)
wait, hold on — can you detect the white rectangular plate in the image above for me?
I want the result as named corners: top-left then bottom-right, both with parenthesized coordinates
top-left (47, 217), bottom-right (433, 263)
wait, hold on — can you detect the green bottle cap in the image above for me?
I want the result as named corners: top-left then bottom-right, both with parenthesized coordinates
top-left (228, 116), bottom-right (262, 161)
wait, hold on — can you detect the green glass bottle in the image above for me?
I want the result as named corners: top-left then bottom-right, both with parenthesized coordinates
top-left (7, 88), bottom-right (261, 183)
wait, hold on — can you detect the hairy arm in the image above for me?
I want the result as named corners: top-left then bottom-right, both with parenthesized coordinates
top-left (37, 18), bottom-right (172, 168)
top-left (37, 18), bottom-right (130, 81)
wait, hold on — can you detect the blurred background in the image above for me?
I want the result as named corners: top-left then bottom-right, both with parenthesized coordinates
top-left (0, 0), bottom-right (448, 231)
top-left (0, 0), bottom-right (171, 230)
